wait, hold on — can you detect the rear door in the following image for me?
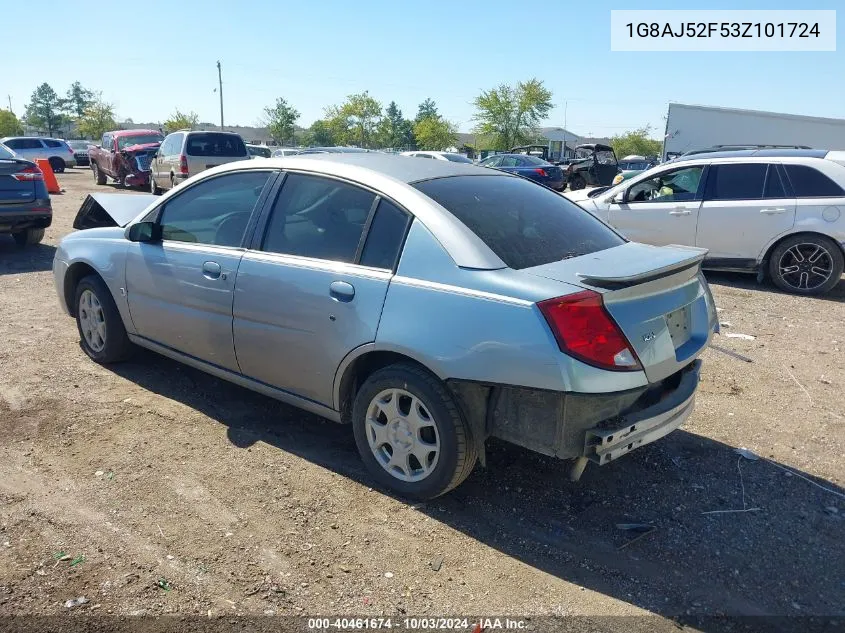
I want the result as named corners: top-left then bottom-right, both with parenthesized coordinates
top-left (233, 172), bottom-right (409, 406)
top-left (696, 163), bottom-right (796, 261)
top-left (607, 164), bottom-right (705, 247)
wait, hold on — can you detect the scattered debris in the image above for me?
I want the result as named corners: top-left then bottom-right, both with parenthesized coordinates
top-left (70, 555), bottom-right (85, 567)
top-left (166, 555), bottom-right (174, 560)
top-left (384, 572), bottom-right (394, 578)
top-left (719, 321), bottom-right (732, 328)
top-left (95, 470), bottom-right (104, 477)
top-left (156, 577), bottom-right (172, 591)
top-left (819, 376), bottom-right (832, 385)
top-left (785, 366), bottom-right (813, 405)
top-left (157, 525), bottom-right (165, 538)
top-left (107, 471), bottom-right (114, 480)
top-left (53, 551), bottom-right (67, 560)
top-left (710, 344), bottom-right (753, 363)
top-left (301, 543), bottom-right (313, 551)
top-left (735, 447), bottom-right (760, 461)
top-left (64, 597), bottom-right (89, 609)
top-left (430, 556), bottom-right (444, 572)
top-left (702, 453), bottom-right (761, 515)
top-left (725, 332), bottom-right (755, 341)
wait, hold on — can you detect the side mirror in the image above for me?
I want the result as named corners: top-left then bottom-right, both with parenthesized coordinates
top-left (125, 221), bottom-right (161, 243)
top-left (609, 190), bottom-right (626, 204)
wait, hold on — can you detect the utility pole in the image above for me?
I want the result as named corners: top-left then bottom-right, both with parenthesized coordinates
top-left (563, 100), bottom-right (568, 158)
top-left (217, 60), bottom-right (224, 130)
top-left (7, 95), bottom-right (12, 114)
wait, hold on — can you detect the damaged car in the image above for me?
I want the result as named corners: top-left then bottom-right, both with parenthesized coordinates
top-left (89, 130), bottom-right (164, 189)
top-left (53, 154), bottom-right (718, 499)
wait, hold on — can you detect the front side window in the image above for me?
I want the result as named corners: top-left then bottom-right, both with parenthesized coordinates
top-left (627, 166), bottom-right (704, 203)
top-left (500, 156), bottom-right (519, 167)
top-left (703, 164), bottom-right (767, 200)
top-left (262, 173), bottom-right (375, 263)
top-left (413, 175), bottom-right (624, 270)
top-left (784, 164), bottom-right (845, 197)
top-left (158, 171), bottom-right (271, 246)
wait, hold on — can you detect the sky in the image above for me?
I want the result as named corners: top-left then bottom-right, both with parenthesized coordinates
top-left (3, 0), bottom-right (843, 138)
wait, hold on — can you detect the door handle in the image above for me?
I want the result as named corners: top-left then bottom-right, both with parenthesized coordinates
top-left (329, 280), bottom-right (355, 302)
top-left (202, 260), bottom-right (222, 279)
top-left (760, 207), bottom-right (787, 214)
top-left (669, 208), bottom-right (691, 216)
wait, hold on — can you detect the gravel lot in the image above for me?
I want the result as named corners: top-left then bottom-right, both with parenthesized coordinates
top-left (1, 169), bottom-right (843, 626)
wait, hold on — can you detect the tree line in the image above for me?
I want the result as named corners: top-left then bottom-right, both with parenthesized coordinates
top-left (1, 78), bottom-right (663, 156)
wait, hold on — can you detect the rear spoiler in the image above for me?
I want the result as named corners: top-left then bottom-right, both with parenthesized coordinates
top-left (576, 245), bottom-right (707, 288)
top-left (73, 193), bottom-right (157, 230)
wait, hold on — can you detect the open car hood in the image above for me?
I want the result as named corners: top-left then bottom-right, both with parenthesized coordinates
top-left (73, 193), bottom-right (156, 230)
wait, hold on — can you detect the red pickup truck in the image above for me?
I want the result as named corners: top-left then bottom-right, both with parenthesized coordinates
top-left (89, 129), bottom-right (164, 188)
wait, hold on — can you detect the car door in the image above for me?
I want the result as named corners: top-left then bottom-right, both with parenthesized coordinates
top-left (101, 134), bottom-right (115, 175)
top-left (233, 172), bottom-right (410, 406)
top-left (152, 136), bottom-right (169, 186)
top-left (125, 169), bottom-right (276, 370)
top-left (606, 164), bottom-right (705, 247)
top-left (696, 162), bottom-right (796, 261)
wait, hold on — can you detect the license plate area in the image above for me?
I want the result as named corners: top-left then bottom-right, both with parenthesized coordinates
top-left (665, 306), bottom-right (691, 349)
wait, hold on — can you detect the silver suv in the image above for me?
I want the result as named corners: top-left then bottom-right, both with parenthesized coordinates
top-left (149, 130), bottom-right (249, 193)
top-left (0, 136), bottom-right (76, 172)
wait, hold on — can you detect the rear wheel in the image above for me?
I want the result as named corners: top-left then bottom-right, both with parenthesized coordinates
top-left (150, 174), bottom-right (162, 195)
top-left (569, 174), bottom-right (586, 190)
top-left (92, 162), bottom-right (106, 185)
top-left (352, 363), bottom-right (477, 499)
top-left (769, 234), bottom-right (844, 296)
top-left (74, 275), bottom-right (132, 363)
top-left (48, 157), bottom-right (65, 173)
top-left (12, 228), bottom-right (45, 247)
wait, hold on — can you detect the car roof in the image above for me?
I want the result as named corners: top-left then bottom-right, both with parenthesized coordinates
top-left (670, 148), bottom-right (829, 163)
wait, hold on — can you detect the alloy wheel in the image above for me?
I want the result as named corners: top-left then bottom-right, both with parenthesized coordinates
top-left (777, 242), bottom-right (834, 291)
top-left (78, 289), bottom-right (107, 353)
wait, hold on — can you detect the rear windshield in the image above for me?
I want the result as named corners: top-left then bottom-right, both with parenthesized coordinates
top-left (443, 153), bottom-right (473, 163)
top-left (413, 175), bottom-right (625, 270)
top-left (520, 155), bottom-right (549, 166)
top-left (248, 146), bottom-right (272, 158)
top-left (186, 133), bottom-right (247, 157)
top-left (118, 134), bottom-right (163, 150)
top-left (0, 145), bottom-right (15, 159)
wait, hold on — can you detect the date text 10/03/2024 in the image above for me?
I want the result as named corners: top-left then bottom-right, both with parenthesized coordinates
top-left (626, 22), bottom-right (820, 39)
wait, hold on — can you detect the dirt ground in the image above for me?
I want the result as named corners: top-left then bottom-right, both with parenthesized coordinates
top-left (0, 169), bottom-right (843, 627)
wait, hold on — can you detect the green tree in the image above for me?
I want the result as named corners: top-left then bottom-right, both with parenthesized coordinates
top-left (64, 81), bottom-right (95, 119)
top-left (610, 126), bottom-right (663, 159)
top-left (163, 109), bottom-right (199, 134)
top-left (264, 97), bottom-right (300, 145)
top-left (415, 98), bottom-right (439, 123)
top-left (302, 119), bottom-right (336, 147)
top-left (340, 92), bottom-right (382, 148)
top-left (0, 109), bottom-right (23, 137)
top-left (413, 116), bottom-right (458, 151)
top-left (377, 101), bottom-right (413, 149)
top-left (24, 83), bottom-right (67, 137)
top-left (472, 78), bottom-right (553, 150)
top-left (77, 98), bottom-right (117, 141)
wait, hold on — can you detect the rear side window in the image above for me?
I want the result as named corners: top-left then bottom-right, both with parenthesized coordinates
top-left (704, 164), bottom-right (767, 200)
top-left (413, 175), bottom-right (624, 270)
top-left (763, 166), bottom-right (786, 198)
top-left (186, 133), bottom-right (247, 157)
top-left (360, 200), bottom-right (410, 269)
top-left (44, 139), bottom-right (63, 148)
top-left (784, 164), bottom-right (845, 197)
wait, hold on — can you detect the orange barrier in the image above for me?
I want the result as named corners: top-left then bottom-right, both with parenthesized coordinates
top-left (35, 159), bottom-right (61, 194)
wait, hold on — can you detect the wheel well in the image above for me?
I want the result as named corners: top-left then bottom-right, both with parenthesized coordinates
top-left (64, 263), bottom-right (99, 316)
top-left (337, 351), bottom-right (432, 424)
top-left (762, 231), bottom-right (845, 278)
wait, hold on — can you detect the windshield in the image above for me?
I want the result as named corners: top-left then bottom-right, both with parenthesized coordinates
top-left (413, 175), bottom-right (624, 270)
top-left (186, 133), bottom-right (247, 157)
top-left (443, 153), bottom-right (473, 163)
top-left (619, 161), bottom-right (651, 171)
top-left (117, 134), bottom-right (163, 150)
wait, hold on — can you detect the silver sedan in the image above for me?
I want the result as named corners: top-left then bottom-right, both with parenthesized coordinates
top-left (53, 154), bottom-right (718, 499)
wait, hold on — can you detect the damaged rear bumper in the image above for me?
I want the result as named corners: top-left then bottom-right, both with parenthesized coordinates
top-left (448, 360), bottom-right (701, 466)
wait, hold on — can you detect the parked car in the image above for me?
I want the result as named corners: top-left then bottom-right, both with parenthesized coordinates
top-left (479, 153), bottom-right (565, 190)
top-left (150, 130), bottom-right (249, 194)
top-left (612, 155), bottom-right (658, 185)
top-left (0, 143), bottom-right (51, 246)
top-left (66, 140), bottom-right (93, 167)
top-left (53, 153), bottom-right (716, 498)
top-left (565, 149), bottom-right (845, 295)
top-left (400, 151), bottom-right (473, 163)
top-left (680, 144), bottom-right (811, 158)
top-left (0, 136), bottom-right (76, 172)
top-left (247, 144), bottom-right (272, 159)
top-left (271, 148), bottom-right (301, 158)
top-left (565, 144), bottom-right (620, 190)
top-left (89, 130), bottom-right (164, 189)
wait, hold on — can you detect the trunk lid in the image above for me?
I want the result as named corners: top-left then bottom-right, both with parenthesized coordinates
top-left (0, 159), bottom-right (36, 204)
top-left (525, 242), bottom-right (715, 383)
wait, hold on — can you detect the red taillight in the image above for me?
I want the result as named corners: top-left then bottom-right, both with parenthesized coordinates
top-left (179, 154), bottom-right (189, 174)
top-left (534, 168), bottom-right (548, 177)
top-left (11, 166), bottom-right (44, 182)
top-left (68, 146), bottom-right (74, 154)
top-left (538, 290), bottom-right (641, 372)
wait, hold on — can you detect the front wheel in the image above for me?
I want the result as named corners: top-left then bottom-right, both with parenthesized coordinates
top-left (352, 363), bottom-right (477, 499)
top-left (568, 174), bottom-right (586, 190)
top-left (768, 234), bottom-right (844, 296)
top-left (92, 162), bottom-right (106, 185)
top-left (74, 275), bottom-right (133, 363)
top-left (150, 174), bottom-right (162, 195)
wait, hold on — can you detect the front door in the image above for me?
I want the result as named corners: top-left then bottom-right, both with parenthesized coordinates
top-left (696, 162), bottom-right (796, 260)
top-left (607, 164), bottom-right (705, 248)
top-left (125, 170), bottom-right (275, 370)
top-left (233, 172), bottom-right (409, 406)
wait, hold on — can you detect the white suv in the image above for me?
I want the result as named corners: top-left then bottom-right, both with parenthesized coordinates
top-left (0, 136), bottom-right (76, 172)
top-left (565, 150), bottom-right (845, 295)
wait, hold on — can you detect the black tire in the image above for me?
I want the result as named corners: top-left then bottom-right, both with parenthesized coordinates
top-left (48, 157), bottom-right (65, 173)
top-left (150, 174), bottom-right (162, 195)
top-left (768, 234), bottom-right (844, 296)
top-left (74, 275), bottom-right (133, 363)
top-left (352, 363), bottom-right (477, 500)
top-left (12, 228), bottom-right (45, 246)
top-left (92, 161), bottom-right (106, 185)
top-left (569, 174), bottom-right (586, 190)
top-left (170, 175), bottom-right (176, 191)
